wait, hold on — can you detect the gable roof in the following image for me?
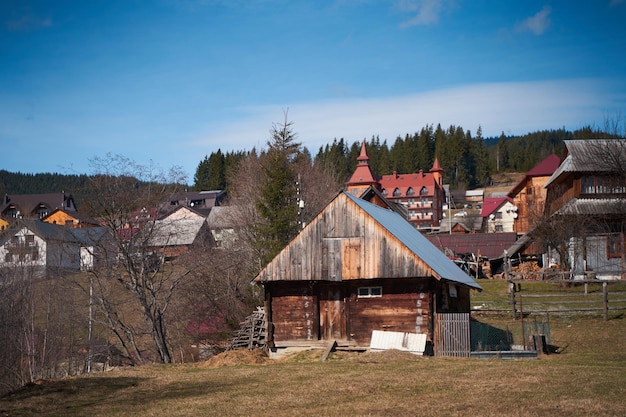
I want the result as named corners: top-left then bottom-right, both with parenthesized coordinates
top-left (545, 139), bottom-right (626, 188)
top-left (346, 193), bottom-right (481, 289)
top-left (0, 219), bottom-right (107, 246)
top-left (149, 218), bottom-right (207, 247)
top-left (255, 191), bottom-right (480, 290)
top-left (508, 154), bottom-right (561, 197)
top-left (480, 197), bottom-right (513, 217)
top-left (426, 233), bottom-right (518, 260)
top-left (1, 193), bottom-right (76, 217)
top-left (41, 208), bottom-right (101, 226)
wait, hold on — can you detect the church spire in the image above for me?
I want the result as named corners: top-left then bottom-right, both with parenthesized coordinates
top-left (346, 140), bottom-right (379, 196)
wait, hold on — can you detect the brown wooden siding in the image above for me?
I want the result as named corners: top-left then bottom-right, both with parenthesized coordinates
top-left (269, 284), bottom-right (318, 342)
top-left (266, 278), bottom-right (435, 346)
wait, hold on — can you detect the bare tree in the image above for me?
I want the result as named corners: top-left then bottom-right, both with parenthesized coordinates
top-left (83, 154), bottom-right (189, 364)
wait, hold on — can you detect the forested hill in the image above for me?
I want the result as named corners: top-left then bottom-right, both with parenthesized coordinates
top-left (0, 171), bottom-right (94, 205)
top-left (1, 125), bottom-right (619, 200)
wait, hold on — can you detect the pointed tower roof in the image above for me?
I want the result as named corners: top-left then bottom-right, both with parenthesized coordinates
top-left (430, 158), bottom-right (443, 174)
top-left (346, 141), bottom-right (379, 190)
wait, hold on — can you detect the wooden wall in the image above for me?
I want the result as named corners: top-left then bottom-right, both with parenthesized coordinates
top-left (266, 278), bottom-right (437, 346)
top-left (346, 278), bottom-right (433, 344)
top-left (257, 193), bottom-right (434, 283)
top-left (267, 283), bottom-right (318, 342)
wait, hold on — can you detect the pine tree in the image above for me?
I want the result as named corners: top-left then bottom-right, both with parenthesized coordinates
top-left (193, 155), bottom-right (211, 191)
top-left (207, 150), bottom-right (226, 190)
top-left (472, 126), bottom-right (491, 187)
top-left (255, 114), bottom-right (301, 264)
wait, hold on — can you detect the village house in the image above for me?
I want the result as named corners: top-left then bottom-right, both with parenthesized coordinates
top-left (0, 192), bottom-right (77, 220)
top-left (164, 190), bottom-right (226, 217)
top-left (542, 139), bottom-right (626, 279)
top-left (254, 191), bottom-right (481, 357)
top-left (0, 219), bottom-right (109, 274)
top-left (507, 154), bottom-right (561, 235)
top-left (480, 196), bottom-right (517, 233)
top-left (346, 141), bottom-right (446, 230)
top-left (41, 208), bottom-right (101, 228)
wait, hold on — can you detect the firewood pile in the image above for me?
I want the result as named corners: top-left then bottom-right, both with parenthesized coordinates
top-left (512, 261), bottom-right (543, 280)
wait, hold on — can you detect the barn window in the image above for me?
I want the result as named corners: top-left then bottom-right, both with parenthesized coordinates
top-left (358, 286), bottom-right (382, 298)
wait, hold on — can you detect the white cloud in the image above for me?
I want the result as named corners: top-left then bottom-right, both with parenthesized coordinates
top-left (191, 79), bottom-right (620, 154)
top-left (515, 6), bottom-right (551, 35)
top-left (397, 0), bottom-right (444, 27)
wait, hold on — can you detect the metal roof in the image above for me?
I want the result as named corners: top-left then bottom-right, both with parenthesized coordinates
top-left (426, 232), bottom-right (518, 260)
top-left (150, 218), bottom-right (206, 246)
top-left (545, 139), bottom-right (626, 188)
top-left (345, 192), bottom-right (481, 290)
top-left (556, 198), bottom-right (626, 215)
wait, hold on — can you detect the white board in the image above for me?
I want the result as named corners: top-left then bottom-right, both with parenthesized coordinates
top-left (369, 330), bottom-right (427, 355)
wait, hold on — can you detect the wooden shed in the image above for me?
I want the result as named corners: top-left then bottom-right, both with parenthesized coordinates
top-left (254, 191), bottom-right (482, 356)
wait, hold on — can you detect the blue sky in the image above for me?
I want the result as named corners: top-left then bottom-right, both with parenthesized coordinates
top-left (1, 0), bottom-right (625, 180)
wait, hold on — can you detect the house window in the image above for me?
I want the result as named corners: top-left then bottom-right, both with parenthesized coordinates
top-left (393, 188), bottom-right (401, 197)
top-left (358, 286), bottom-right (382, 298)
top-left (495, 212), bottom-right (503, 220)
top-left (420, 186), bottom-right (428, 195)
top-left (25, 235), bottom-right (35, 246)
top-left (406, 187), bottom-right (415, 196)
top-left (495, 225), bottom-right (503, 232)
top-left (607, 233), bottom-right (624, 258)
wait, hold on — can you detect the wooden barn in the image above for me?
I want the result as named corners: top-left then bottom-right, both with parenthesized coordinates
top-left (254, 191), bottom-right (482, 356)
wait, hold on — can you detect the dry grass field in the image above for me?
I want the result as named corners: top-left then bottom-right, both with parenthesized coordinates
top-left (1, 309), bottom-right (625, 417)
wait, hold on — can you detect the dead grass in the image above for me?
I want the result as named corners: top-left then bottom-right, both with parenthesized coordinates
top-left (1, 315), bottom-right (625, 417)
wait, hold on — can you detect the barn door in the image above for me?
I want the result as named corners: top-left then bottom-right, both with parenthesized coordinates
top-left (319, 285), bottom-right (346, 341)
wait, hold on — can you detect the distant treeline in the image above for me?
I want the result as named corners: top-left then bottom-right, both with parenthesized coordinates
top-left (1, 124), bottom-right (618, 206)
top-left (194, 124), bottom-right (614, 193)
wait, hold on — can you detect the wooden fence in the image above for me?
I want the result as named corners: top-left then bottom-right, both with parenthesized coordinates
top-left (434, 313), bottom-right (470, 357)
top-left (471, 280), bottom-right (626, 320)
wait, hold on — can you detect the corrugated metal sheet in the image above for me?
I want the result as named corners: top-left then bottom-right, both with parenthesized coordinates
top-left (545, 139), bottom-right (626, 188)
top-left (427, 233), bottom-right (518, 260)
top-left (150, 218), bottom-right (205, 246)
top-left (346, 192), bottom-right (482, 290)
top-left (556, 198), bottom-right (626, 215)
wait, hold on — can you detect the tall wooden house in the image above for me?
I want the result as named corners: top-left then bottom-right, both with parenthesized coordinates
top-left (254, 191), bottom-right (481, 356)
top-left (541, 139), bottom-right (626, 278)
top-left (507, 154), bottom-right (561, 234)
top-left (346, 141), bottom-right (446, 231)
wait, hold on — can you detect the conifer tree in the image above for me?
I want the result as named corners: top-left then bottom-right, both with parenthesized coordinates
top-left (255, 113), bottom-right (301, 264)
top-left (193, 155), bottom-right (211, 191)
top-left (206, 150), bottom-right (226, 190)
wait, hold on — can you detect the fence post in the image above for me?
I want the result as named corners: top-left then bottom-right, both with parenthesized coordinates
top-left (602, 282), bottom-right (608, 321)
top-left (509, 280), bottom-right (516, 318)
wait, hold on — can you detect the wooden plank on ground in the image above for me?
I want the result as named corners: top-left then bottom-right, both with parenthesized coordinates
top-left (321, 340), bottom-right (337, 362)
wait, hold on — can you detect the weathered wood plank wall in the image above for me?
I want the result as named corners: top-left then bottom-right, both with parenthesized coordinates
top-left (257, 194), bottom-right (435, 283)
